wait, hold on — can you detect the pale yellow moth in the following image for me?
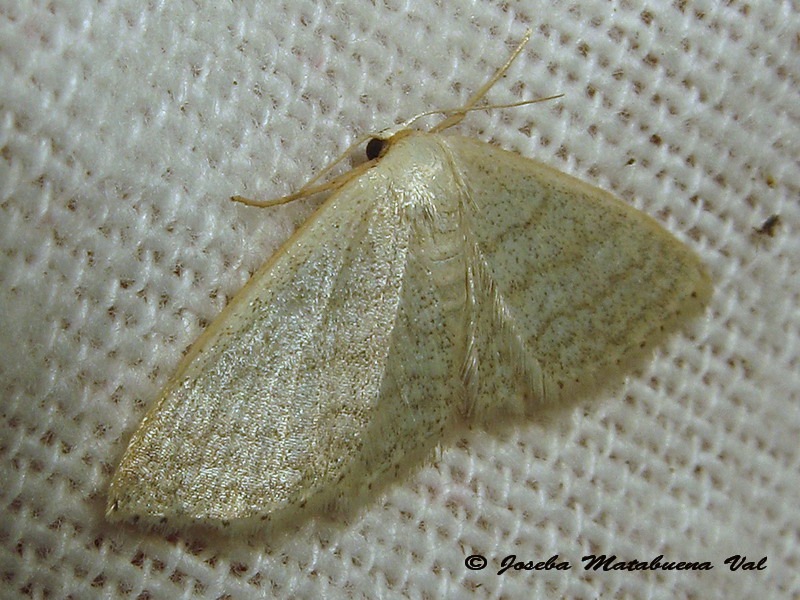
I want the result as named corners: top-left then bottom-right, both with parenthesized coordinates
top-left (107, 33), bottom-right (711, 531)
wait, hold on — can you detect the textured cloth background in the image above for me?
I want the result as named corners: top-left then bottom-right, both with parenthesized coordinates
top-left (1, 0), bottom-right (798, 598)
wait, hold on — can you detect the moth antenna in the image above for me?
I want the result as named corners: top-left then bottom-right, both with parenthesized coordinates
top-left (232, 31), bottom-right (546, 209)
top-left (431, 29), bottom-right (532, 133)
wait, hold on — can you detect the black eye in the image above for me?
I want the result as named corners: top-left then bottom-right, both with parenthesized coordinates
top-left (366, 138), bottom-right (386, 160)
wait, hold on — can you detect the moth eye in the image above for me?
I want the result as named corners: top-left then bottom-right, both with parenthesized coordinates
top-left (366, 138), bottom-right (386, 160)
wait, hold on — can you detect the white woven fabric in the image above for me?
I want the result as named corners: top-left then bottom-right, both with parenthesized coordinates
top-left (2, 0), bottom-right (798, 598)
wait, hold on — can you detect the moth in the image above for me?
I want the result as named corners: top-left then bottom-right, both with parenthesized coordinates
top-left (107, 33), bottom-right (711, 531)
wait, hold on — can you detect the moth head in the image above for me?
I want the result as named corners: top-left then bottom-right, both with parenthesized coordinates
top-left (365, 126), bottom-right (417, 161)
